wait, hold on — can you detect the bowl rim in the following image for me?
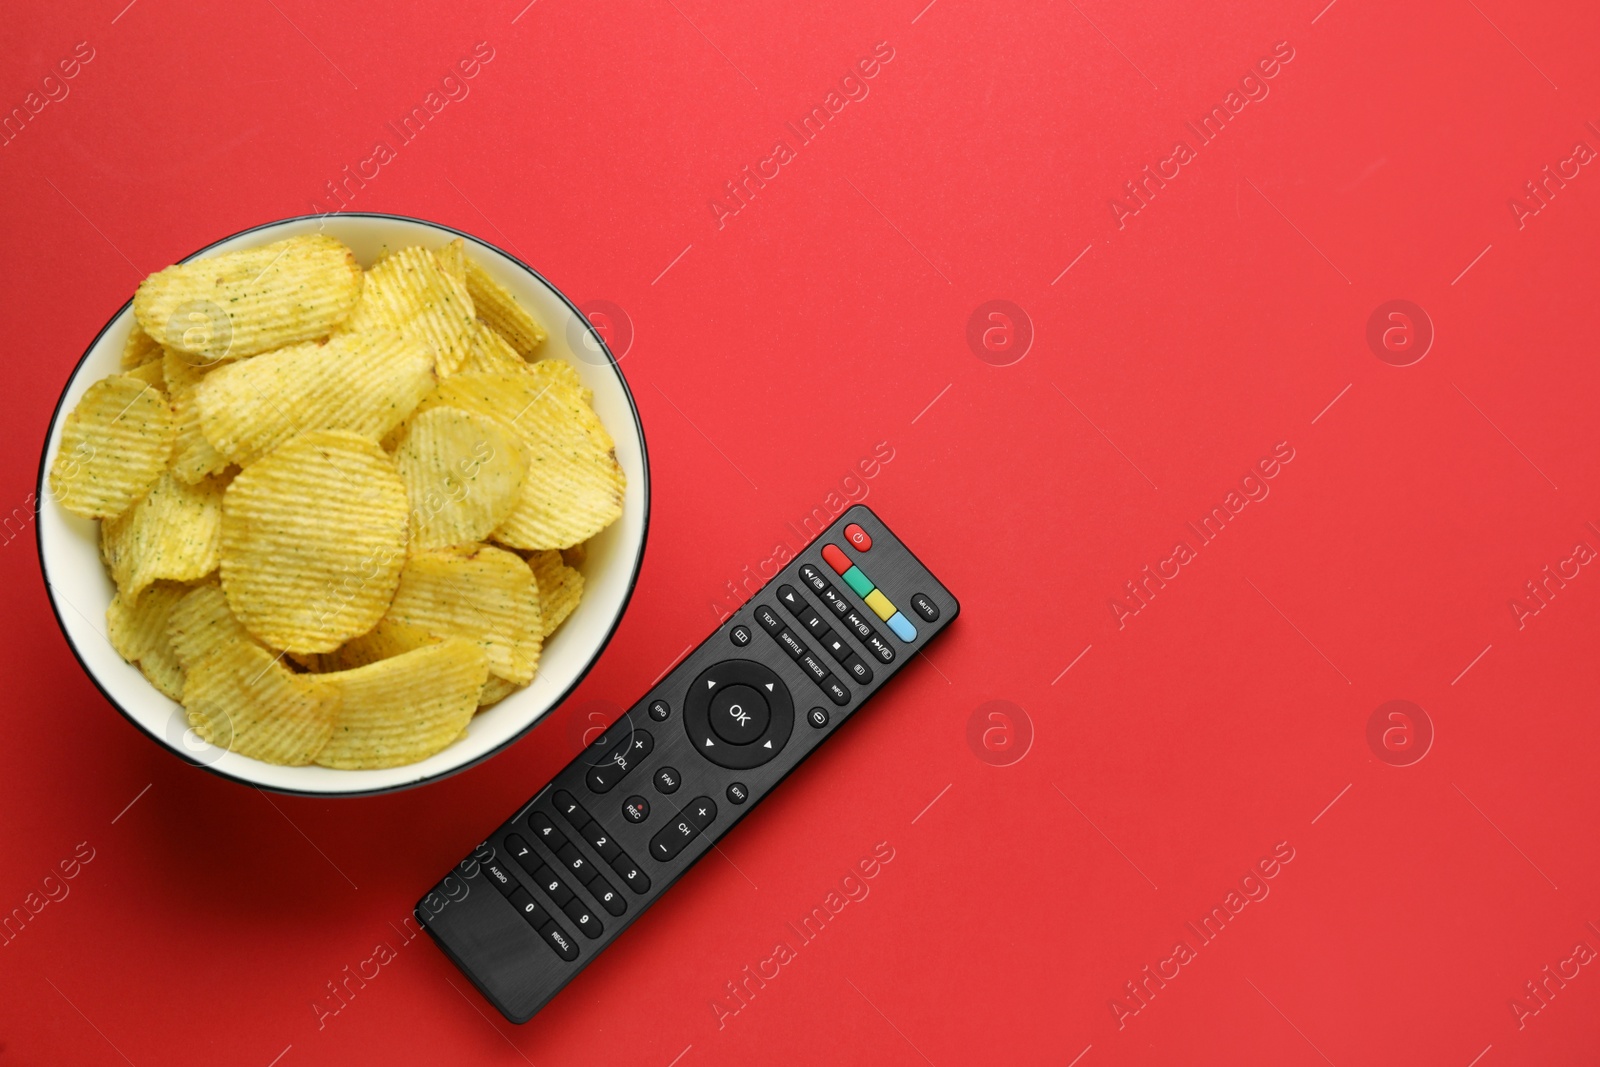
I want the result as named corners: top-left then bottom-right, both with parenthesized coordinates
top-left (34, 211), bottom-right (651, 797)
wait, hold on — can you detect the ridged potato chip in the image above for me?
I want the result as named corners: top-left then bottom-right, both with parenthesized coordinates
top-left (124, 358), bottom-right (166, 393)
top-left (220, 430), bottom-right (410, 653)
top-left (121, 320), bottom-right (162, 370)
top-left (306, 617), bottom-right (437, 673)
top-left (168, 581), bottom-right (254, 669)
top-left (495, 364), bottom-right (624, 549)
top-left (101, 471), bottom-right (226, 600)
top-left (406, 366), bottom-right (624, 549)
top-left (107, 580), bottom-right (190, 700)
top-left (462, 254), bottom-right (547, 359)
top-left (162, 350), bottom-right (231, 483)
top-left (339, 247), bottom-right (477, 375)
top-left (395, 406), bottom-right (526, 550)
top-left (49, 375), bottom-right (175, 520)
top-left (183, 639), bottom-right (339, 765)
top-left (436, 238), bottom-right (467, 287)
top-left (314, 638), bottom-right (488, 769)
top-left (134, 234), bottom-right (362, 360)
top-left (527, 549), bottom-right (584, 636)
top-left (477, 675), bottom-right (522, 708)
top-left (196, 328), bottom-right (433, 466)
top-left (384, 544), bottom-right (540, 683)
top-left (451, 320), bottom-right (528, 377)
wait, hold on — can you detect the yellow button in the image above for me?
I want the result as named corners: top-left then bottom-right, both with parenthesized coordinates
top-left (864, 589), bottom-right (896, 622)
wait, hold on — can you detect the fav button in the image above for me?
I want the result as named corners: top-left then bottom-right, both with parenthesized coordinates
top-left (844, 523), bottom-right (872, 551)
top-left (887, 612), bottom-right (918, 642)
top-left (820, 544), bottom-right (851, 575)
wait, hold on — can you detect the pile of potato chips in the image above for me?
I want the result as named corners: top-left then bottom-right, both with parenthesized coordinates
top-left (50, 233), bottom-right (624, 769)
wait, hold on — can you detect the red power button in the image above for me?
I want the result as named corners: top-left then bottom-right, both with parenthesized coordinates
top-left (844, 523), bottom-right (872, 551)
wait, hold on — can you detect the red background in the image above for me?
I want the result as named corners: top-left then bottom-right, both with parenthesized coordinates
top-left (4, 0), bottom-right (1600, 1063)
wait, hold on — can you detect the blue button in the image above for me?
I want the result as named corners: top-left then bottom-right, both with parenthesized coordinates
top-left (886, 612), bottom-right (917, 642)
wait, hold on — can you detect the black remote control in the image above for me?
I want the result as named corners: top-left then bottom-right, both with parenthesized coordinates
top-left (415, 505), bottom-right (958, 1023)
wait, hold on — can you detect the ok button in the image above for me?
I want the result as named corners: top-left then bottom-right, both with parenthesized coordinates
top-left (708, 684), bottom-right (769, 745)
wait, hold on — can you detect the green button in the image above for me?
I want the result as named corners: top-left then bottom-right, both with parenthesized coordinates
top-left (842, 566), bottom-right (874, 598)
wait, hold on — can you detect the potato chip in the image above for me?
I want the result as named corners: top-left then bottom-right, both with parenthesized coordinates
top-left (338, 247), bottom-right (477, 376)
top-left (137, 638), bottom-right (187, 701)
top-left (384, 544), bottom-right (541, 683)
top-left (395, 406), bottom-right (526, 550)
top-left (195, 328), bottom-right (433, 466)
top-left (561, 542), bottom-right (587, 569)
top-left (436, 238), bottom-right (467, 287)
top-left (527, 549), bottom-right (584, 636)
top-left (220, 430), bottom-right (410, 653)
top-left (106, 580), bottom-right (190, 700)
top-left (49, 375), bottom-right (174, 520)
top-left (167, 581), bottom-right (255, 669)
top-left (462, 254), bottom-right (547, 359)
top-left (306, 617), bottom-right (437, 673)
top-left (120, 320), bottom-right (163, 370)
top-left (101, 471), bottom-right (225, 600)
top-left (313, 638), bottom-right (487, 769)
top-left (495, 365), bottom-right (624, 549)
top-left (162, 350), bottom-right (231, 483)
top-left (124, 358), bottom-right (166, 393)
top-left (450, 320), bottom-right (528, 377)
top-left (133, 234), bottom-right (362, 360)
top-left (183, 639), bottom-right (338, 765)
top-left (404, 366), bottom-right (623, 549)
top-left (477, 675), bottom-right (522, 708)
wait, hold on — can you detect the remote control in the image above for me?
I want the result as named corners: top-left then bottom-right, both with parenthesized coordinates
top-left (415, 504), bottom-right (958, 1023)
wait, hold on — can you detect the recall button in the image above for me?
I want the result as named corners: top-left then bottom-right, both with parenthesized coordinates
top-left (844, 523), bottom-right (872, 551)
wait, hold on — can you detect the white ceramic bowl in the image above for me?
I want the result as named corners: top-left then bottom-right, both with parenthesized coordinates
top-left (37, 214), bottom-right (649, 795)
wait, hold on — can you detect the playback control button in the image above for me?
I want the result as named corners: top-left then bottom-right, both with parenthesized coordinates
top-left (801, 566), bottom-right (894, 664)
top-left (764, 620), bottom-right (852, 708)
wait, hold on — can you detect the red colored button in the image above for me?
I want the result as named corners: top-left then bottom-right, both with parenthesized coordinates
top-left (820, 544), bottom-right (851, 575)
top-left (844, 523), bottom-right (872, 551)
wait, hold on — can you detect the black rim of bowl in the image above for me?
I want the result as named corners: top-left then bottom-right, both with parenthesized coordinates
top-left (34, 211), bottom-right (652, 798)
